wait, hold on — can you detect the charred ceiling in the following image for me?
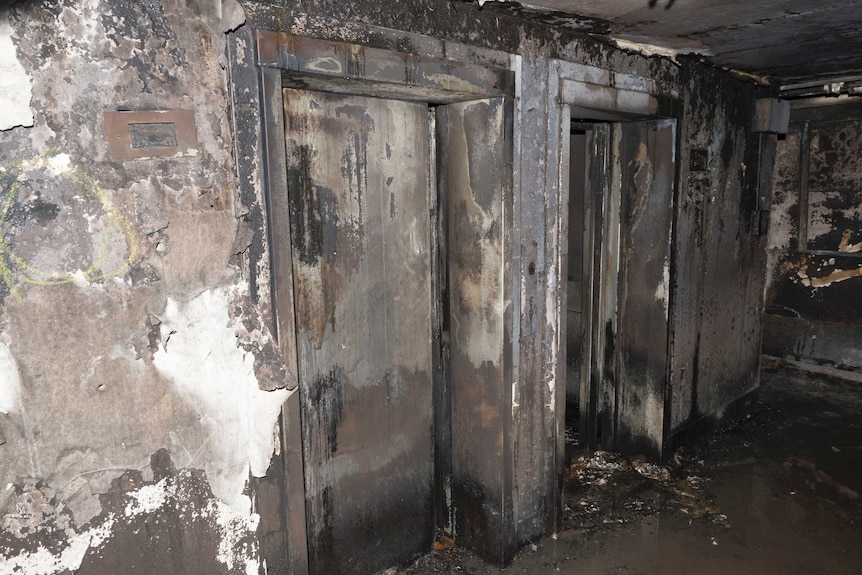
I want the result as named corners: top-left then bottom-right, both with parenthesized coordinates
top-left (474, 0), bottom-right (862, 95)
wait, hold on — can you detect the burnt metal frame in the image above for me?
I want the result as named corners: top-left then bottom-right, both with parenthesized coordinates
top-left (550, 60), bottom-right (683, 471)
top-left (253, 29), bottom-right (514, 574)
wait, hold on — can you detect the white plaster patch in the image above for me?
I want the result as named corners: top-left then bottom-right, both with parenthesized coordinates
top-left (611, 38), bottom-right (687, 62)
top-left (0, 342), bottom-right (22, 414)
top-left (0, 16), bottom-right (34, 131)
top-left (0, 517), bottom-right (116, 575)
top-left (46, 153), bottom-right (72, 174)
top-left (152, 286), bottom-right (291, 513)
top-left (18, 153), bottom-right (73, 176)
top-left (511, 379), bottom-right (520, 418)
top-left (655, 255), bottom-right (670, 314)
top-left (248, 383), bottom-right (294, 477)
top-left (124, 479), bottom-right (170, 516)
top-left (70, 269), bottom-right (91, 288)
top-left (0, 475), bottom-right (262, 575)
top-left (213, 499), bottom-right (260, 573)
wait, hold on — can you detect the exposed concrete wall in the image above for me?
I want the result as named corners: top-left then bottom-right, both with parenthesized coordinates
top-left (0, 1), bottom-right (291, 572)
top-left (764, 103), bottom-right (862, 373)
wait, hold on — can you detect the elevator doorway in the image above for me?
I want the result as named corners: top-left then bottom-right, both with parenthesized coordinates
top-left (564, 115), bottom-right (677, 459)
top-left (257, 31), bottom-right (516, 571)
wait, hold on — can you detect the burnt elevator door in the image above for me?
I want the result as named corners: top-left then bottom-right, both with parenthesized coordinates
top-left (566, 129), bottom-right (587, 412)
top-left (615, 118), bottom-right (676, 458)
top-left (283, 89), bottom-right (434, 575)
top-left (572, 118), bottom-right (676, 458)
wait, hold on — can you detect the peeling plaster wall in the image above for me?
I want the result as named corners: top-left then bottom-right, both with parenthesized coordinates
top-left (0, 0), bottom-right (292, 572)
top-left (0, 15), bottom-right (33, 131)
top-left (764, 104), bottom-right (862, 372)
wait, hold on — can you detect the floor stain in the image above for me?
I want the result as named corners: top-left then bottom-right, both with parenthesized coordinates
top-left (394, 363), bottom-right (862, 574)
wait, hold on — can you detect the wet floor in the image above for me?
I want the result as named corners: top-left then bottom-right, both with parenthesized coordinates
top-left (395, 362), bottom-right (862, 574)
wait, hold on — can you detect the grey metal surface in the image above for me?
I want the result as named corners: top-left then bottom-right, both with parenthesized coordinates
top-left (261, 65), bottom-right (308, 574)
top-left (257, 30), bottom-right (513, 104)
top-left (440, 97), bottom-right (516, 563)
top-left (578, 124), bottom-right (612, 451)
top-left (615, 119), bottom-right (676, 459)
top-left (283, 89), bottom-right (434, 575)
top-left (103, 110), bottom-right (198, 161)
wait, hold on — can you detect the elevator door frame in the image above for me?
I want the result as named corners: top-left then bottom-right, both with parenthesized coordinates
top-left (256, 31), bottom-right (515, 574)
top-left (553, 61), bottom-right (682, 465)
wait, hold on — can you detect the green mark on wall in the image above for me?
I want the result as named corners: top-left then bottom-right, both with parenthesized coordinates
top-left (0, 152), bottom-right (137, 299)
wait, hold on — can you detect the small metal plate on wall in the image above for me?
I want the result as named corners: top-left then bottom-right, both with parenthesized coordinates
top-left (104, 110), bottom-right (198, 161)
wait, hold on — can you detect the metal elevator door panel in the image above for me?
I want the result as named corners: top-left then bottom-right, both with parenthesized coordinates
top-left (282, 89), bottom-right (434, 575)
top-left (615, 118), bottom-right (676, 459)
top-left (438, 97), bottom-right (515, 562)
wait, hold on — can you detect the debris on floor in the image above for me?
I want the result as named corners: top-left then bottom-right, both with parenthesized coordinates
top-left (394, 364), bottom-right (862, 574)
top-left (561, 447), bottom-right (725, 537)
top-left (433, 533), bottom-right (455, 552)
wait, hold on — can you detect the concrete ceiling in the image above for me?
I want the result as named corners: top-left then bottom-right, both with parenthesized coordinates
top-left (490, 0), bottom-right (862, 87)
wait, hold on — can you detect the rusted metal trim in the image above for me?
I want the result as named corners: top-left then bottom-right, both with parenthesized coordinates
top-left (259, 64), bottom-right (309, 575)
top-left (256, 30), bottom-right (514, 103)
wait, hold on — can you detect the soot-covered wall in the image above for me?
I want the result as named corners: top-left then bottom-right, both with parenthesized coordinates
top-left (668, 62), bottom-right (776, 440)
top-left (764, 102), bottom-right (862, 374)
top-left (0, 1), bottom-right (294, 573)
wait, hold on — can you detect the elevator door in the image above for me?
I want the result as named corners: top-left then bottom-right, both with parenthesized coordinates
top-left (616, 118), bottom-right (676, 458)
top-left (283, 89), bottom-right (434, 575)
